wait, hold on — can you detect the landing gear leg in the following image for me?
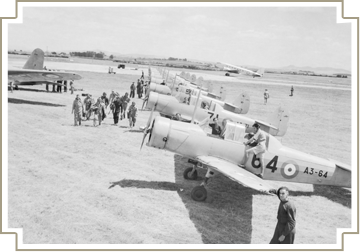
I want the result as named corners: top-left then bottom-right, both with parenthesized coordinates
top-left (190, 168), bottom-right (215, 202)
top-left (183, 165), bottom-right (198, 180)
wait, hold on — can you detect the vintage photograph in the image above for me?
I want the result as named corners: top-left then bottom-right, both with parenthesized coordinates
top-left (2, 1), bottom-right (357, 250)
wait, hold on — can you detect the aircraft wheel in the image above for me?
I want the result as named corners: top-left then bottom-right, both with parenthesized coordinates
top-left (191, 185), bottom-right (207, 201)
top-left (183, 167), bottom-right (198, 180)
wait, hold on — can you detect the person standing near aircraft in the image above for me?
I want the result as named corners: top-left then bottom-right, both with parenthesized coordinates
top-left (264, 89), bottom-right (270, 104)
top-left (130, 82), bottom-right (136, 98)
top-left (72, 94), bottom-right (83, 126)
top-left (9, 82), bottom-right (14, 93)
top-left (141, 70), bottom-right (144, 79)
top-left (290, 86), bottom-right (294, 96)
top-left (69, 81), bottom-right (74, 94)
top-left (270, 187), bottom-right (296, 244)
top-left (136, 80), bottom-right (142, 98)
top-left (238, 123), bottom-right (266, 178)
top-left (128, 101), bottom-right (138, 128)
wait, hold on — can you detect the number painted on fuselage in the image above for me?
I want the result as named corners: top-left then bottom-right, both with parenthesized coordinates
top-left (304, 167), bottom-right (328, 178)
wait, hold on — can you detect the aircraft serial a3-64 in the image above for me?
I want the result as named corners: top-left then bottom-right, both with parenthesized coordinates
top-left (141, 114), bottom-right (351, 201)
top-left (8, 48), bottom-right (82, 89)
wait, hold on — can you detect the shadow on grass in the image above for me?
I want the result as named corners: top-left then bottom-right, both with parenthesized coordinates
top-left (290, 185), bottom-right (351, 208)
top-left (108, 179), bottom-right (179, 191)
top-left (8, 98), bottom-right (65, 107)
top-left (173, 154), bottom-right (256, 244)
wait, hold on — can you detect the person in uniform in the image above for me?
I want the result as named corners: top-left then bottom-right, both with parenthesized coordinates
top-left (72, 94), bottom-right (83, 126)
top-left (109, 90), bottom-right (117, 105)
top-left (290, 86), bottom-right (294, 96)
top-left (100, 92), bottom-right (109, 120)
top-left (91, 97), bottom-right (104, 126)
top-left (238, 123), bottom-right (266, 178)
top-left (264, 89), bottom-right (270, 104)
top-left (209, 117), bottom-right (222, 136)
top-left (128, 102), bottom-right (138, 128)
top-left (270, 187), bottom-right (296, 244)
top-left (111, 96), bottom-right (122, 125)
top-left (130, 82), bottom-right (136, 98)
top-left (120, 92), bottom-right (131, 120)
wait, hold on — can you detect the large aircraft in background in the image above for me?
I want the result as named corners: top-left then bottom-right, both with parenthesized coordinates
top-left (141, 115), bottom-right (351, 201)
top-left (8, 48), bottom-right (82, 88)
top-left (222, 62), bottom-right (265, 78)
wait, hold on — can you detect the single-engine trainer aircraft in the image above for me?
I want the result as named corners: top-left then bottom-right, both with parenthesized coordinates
top-left (145, 82), bottom-right (250, 115)
top-left (146, 91), bottom-right (288, 136)
top-left (8, 48), bottom-right (82, 89)
top-left (141, 116), bottom-right (351, 201)
top-left (222, 62), bottom-right (265, 78)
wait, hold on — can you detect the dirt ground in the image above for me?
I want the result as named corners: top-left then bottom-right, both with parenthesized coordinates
top-left (5, 57), bottom-right (353, 247)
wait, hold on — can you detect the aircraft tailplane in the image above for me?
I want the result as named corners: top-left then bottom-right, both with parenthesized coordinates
top-left (265, 104), bottom-right (289, 137)
top-left (23, 48), bottom-right (45, 70)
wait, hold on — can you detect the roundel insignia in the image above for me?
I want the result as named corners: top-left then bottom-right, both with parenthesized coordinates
top-left (280, 161), bottom-right (299, 179)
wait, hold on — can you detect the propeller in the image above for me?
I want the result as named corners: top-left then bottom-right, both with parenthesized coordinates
top-left (140, 104), bottom-right (155, 150)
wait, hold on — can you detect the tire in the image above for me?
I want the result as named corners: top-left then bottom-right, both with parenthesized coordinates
top-left (191, 186), bottom-right (207, 201)
top-left (183, 167), bottom-right (198, 180)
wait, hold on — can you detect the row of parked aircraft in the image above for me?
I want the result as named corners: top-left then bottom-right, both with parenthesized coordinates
top-left (141, 67), bottom-right (351, 201)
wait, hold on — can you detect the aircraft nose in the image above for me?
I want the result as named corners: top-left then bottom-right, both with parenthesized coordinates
top-left (146, 92), bottom-right (159, 110)
top-left (148, 116), bottom-right (171, 149)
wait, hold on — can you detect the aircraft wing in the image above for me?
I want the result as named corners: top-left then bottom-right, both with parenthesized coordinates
top-left (222, 63), bottom-right (262, 77)
top-left (8, 69), bottom-right (82, 83)
top-left (196, 155), bottom-right (275, 194)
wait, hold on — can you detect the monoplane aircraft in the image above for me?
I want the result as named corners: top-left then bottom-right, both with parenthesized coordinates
top-left (146, 91), bottom-right (288, 136)
top-left (8, 48), bottom-right (82, 89)
top-left (141, 116), bottom-right (351, 201)
top-left (222, 62), bottom-right (264, 78)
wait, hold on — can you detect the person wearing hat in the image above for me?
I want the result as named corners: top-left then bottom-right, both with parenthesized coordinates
top-left (270, 187), bottom-right (296, 244)
top-left (130, 82), bottom-right (136, 98)
top-left (128, 101), bottom-right (138, 128)
top-left (110, 96), bottom-right (122, 125)
top-left (264, 89), bottom-right (270, 104)
top-left (100, 92), bottom-right (109, 120)
top-left (72, 94), bottom-right (83, 126)
top-left (238, 123), bottom-right (266, 179)
top-left (120, 92), bottom-right (130, 120)
top-left (109, 90), bottom-right (117, 105)
top-left (83, 94), bottom-right (94, 120)
top-left (91, 97), bottom-right (104, 126)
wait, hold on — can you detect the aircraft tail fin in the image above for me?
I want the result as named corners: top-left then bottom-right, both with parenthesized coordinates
top-left (219, 85), bottom-right (226, 101)
top-left (256, 68), bottom-right (265, 76)
top-left (226, 92), bottom-right (250, 114)
top-left (23, 48), bottom-right (45, 70)
top-left (265, 104), bottom-right (289, 136)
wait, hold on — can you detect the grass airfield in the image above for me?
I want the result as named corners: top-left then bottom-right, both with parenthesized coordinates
top-left (6, 56), bottom-right (352, 245)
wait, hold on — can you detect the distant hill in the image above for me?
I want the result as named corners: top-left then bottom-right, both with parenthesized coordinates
top-left (271, 65), bottom-right (351, 75)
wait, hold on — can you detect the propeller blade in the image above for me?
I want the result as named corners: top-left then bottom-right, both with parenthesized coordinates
top-left (140, 105), bottom-right (155, 150)
top-left (140, 128), bottom-right (149, 150)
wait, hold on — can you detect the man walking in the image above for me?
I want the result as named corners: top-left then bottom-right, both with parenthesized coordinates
top-left (111, 96), bottom-right (122, 125)
top-left (128, 102), bottom-right (138, 128)
top-left (72, 94), bottom-right (83, 126)
top-left (270, 187), bottom-right (296, 244)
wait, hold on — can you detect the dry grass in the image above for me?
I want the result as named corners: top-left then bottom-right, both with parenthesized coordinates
top-left (6, 57), bottom-right (352, 245)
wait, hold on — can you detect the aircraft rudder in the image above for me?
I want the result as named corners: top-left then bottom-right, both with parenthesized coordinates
top-left (23, 48), bottom-right (45, 70)
top-left (266, 104), bottom-right (290, 136)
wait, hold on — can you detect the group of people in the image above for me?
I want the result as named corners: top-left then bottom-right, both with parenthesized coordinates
top-left (72, 90), bottom-right (137, 128)
top-left (130, 78), bottom-right (150, 99)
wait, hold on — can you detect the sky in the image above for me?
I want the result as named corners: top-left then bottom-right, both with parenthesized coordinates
top-left (7, 5), bottom-right (352, 70)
